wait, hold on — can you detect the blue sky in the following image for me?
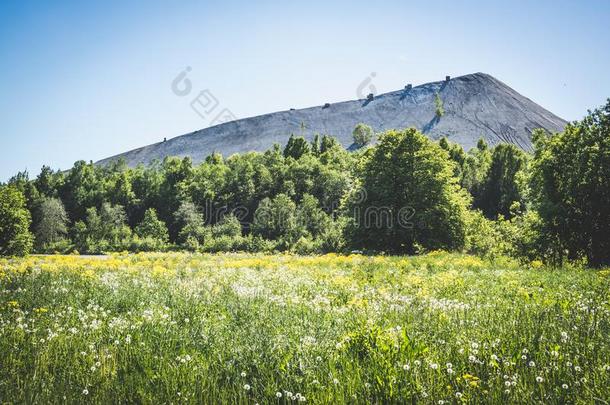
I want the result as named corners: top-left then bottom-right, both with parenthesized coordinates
top-left (1, 0), bottom-right (609, 180)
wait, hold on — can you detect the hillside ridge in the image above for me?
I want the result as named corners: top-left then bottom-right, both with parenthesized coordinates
top-left (97, 72), bottom-right (567, 166)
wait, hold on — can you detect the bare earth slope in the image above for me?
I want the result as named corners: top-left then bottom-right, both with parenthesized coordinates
top-left (97, 73), bottom-right (566, 167)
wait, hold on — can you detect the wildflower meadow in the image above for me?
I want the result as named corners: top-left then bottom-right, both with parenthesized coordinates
top-left (1, 253), bottom-right (608, 403)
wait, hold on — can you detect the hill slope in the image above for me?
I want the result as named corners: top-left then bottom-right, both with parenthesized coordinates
top-left (97, 73), bottom-right (566, 166)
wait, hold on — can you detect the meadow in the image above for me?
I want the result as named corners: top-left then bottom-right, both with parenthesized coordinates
top-left (0, 253), bottom-right (608, 404)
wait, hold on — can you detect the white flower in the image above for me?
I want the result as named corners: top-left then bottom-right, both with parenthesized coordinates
top-left (529, 361), bottom-right (536, 367)
top-left (469, 355), bottom-right (476, 363)
top-left (276, 392), bottom-right (282, 398)
top-left (403, 364), bottom-right (410, 370)
top-left (430, 363), bottom-right (439, 370)
top-left (455, 392), bottom-right (462, 399)
top-left (446, 362), bottom-right (453, 369)
top-left (90, 366), bottom-right (96, 372)
top-left (505, 381), bottom-right (511, 387)
top-left (521, 355), bottom-right (527, 360)
top-left (575, 366), bottom-right (581, 372)
top-left (504, 389), bottom-right (510, 394)
top-left (241, 372), bottom-right (247, 377)
top-left (562, 384), bottom-right (568, 389)
top-left (243, 384), bottom-right (251, 391)
top-left (414, 360), bottom-right (421, 366)
top-left (333, 378), bottom-right (339, 385)
top-left (447, 368), bottom-right (454, 375)
top-left (536, 376), bottom-right (544, 383)
top-left (82, 389), bottom-right (89, 395)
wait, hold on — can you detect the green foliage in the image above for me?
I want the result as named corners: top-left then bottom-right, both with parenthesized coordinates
top-left (135, 208), bottom-right (169, 243)
top-left (0, 186), bottom-right (33, 256)
top-left (348, 128), bottom-right (470, 253)
top-left (2, 252), bottom-right (608, 403)
top-left (283, 135), bottom-right (311, 159)
top-left (211, 214), bottom-right (242, 239)
top-left (72, 203), bottom-right (132, 254)
top-left (530, 100), bottom-right (610, 266)
top-left (434, 92), bottom-right (444, 118)
top-left (33, 197), bottom-right (69, 251)
top-left (352, 123), bottom-right (374, 147)
top-left (252, 194), bottom-right (305, 248)
top-left (174, 201), bottom-right (208, 249)
top-left (476, 144), bottom-right (527, 219)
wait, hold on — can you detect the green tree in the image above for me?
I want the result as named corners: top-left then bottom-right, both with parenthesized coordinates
top-left (352, 123), bottom-right (374, 147)
top-left (476, 144), bottom-right (527, 219)
top-left (435, 92), bottom-right (445, 118)
top-left (136, 208), bottom-right (169, 243)
top-left (283, 135), bottom-right (311, 159)
top-left (530, 100), bottom-right (610, 266)
top-left (252, 194), bottom-right (306, 246)
top-left (348, 128), bottom-right (469, 253)
top-left (174, 201), bottom-right (207, 249)
top-left (297, 194), bottom-right (331, 238)
top-left (0, 186), bottom-right (33, 256)
top-left (211, 214), bottom-right (242, 238)
top-left (34, 197), bottom-right (69, 250)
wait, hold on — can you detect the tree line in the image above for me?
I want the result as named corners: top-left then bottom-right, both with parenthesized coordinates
top-left (1, 100), bottom-right (608, 266)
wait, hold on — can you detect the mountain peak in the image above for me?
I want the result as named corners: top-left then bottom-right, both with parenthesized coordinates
top-left (97, 73), bottom-right (567, 167)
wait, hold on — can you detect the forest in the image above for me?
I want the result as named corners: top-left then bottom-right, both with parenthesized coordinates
top-left (1, 100), bottom-right (609, 267)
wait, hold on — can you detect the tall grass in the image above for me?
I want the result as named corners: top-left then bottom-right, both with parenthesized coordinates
top-left (1, 253), bottom-right (608, 403)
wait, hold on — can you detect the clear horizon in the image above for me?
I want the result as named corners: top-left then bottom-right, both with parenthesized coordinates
top-left (1, 0), bottom-right (609, 181)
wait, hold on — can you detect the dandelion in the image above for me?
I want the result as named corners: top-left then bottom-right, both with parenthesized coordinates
top-left (243, 384), bottom-right (251, 391)
top-left (430, 363), bottom-right (439, 370)
top-left (469, 355), bottom-right (476, 363)
top-left (562, 384), bottom-right (568, 389)
top-left (505, 381), bottom-right (511, 387)
top-left (403, 364), bottom-right (410, 370)
top-left (575, 366), bottom-right (581, 372)
top-left (504, 389), bottom-right (510, 394)
top-left (529, 361), bottom-right (536, 367)
top-left (333, 378), bottom-right (339, 385)
top-left (521, 355), bottom-right (527, 360)
top-left (446, 362), bottom-right (453, 369)
top-left (536, 376), bottom-right (544, 383)
top-left (455, 392), bottom-right (462, 399)
top-left (276, 392), bottom-right (282, 398)
top-left (82, 389), bottom-right (89, 395)
top-left (414, 360), bottom-right (421, 366)
top-left (241, 372), bottom-right (247, 377)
